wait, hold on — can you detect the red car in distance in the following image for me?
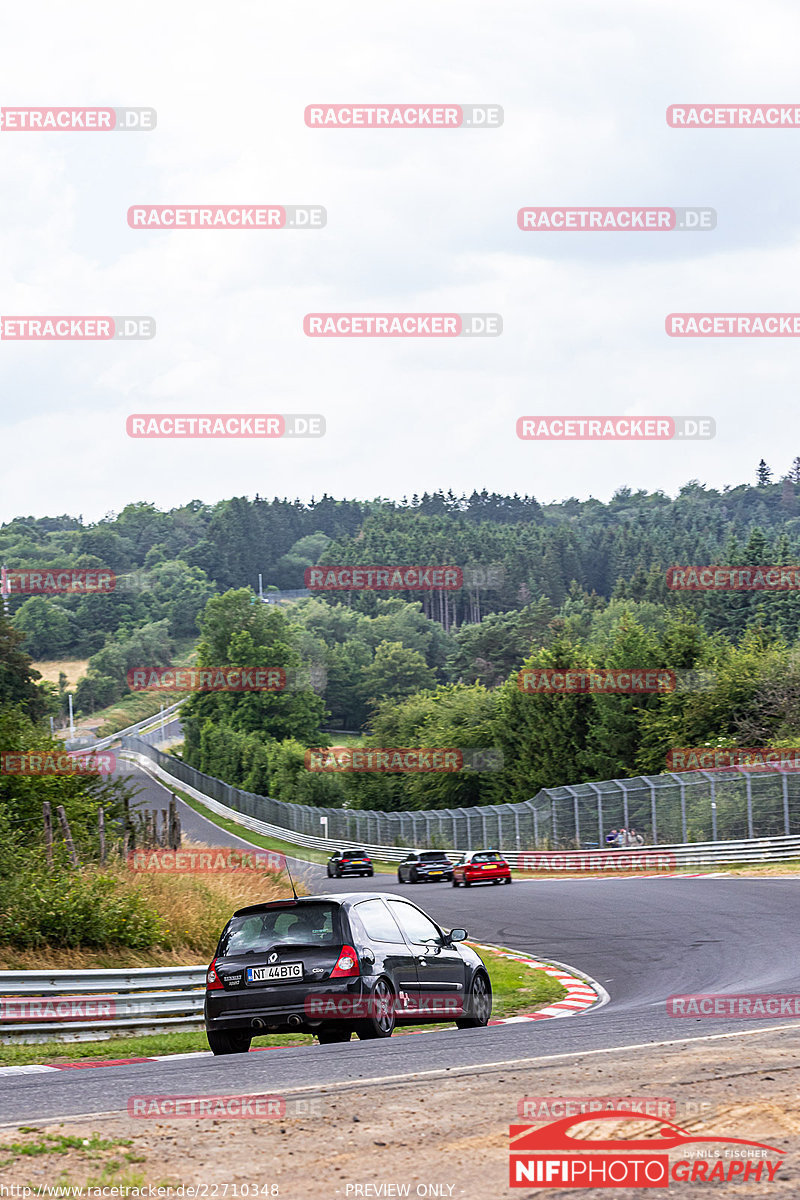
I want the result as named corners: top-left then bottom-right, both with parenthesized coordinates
top-left (452, 850), bottom-right (512, 887)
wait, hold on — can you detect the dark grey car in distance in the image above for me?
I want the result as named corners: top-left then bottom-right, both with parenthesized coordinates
top-left (327, 849), bottom-right (374, 878)
top-left (397, 850), bottom-right (454, 883)
top-left (204, 894), bottom-right (492, 1054)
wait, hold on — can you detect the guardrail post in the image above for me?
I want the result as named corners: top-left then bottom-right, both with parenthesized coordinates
top-left (565, 787), bottom-right (580, 847)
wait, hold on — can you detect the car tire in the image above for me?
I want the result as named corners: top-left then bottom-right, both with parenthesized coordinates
top-left (410, 868), bottom-right (419, 884)
top-left (355, 978), bottom-right (396, 1040)
top-left (367, 870), bottom-right (374, 877)
top-left (492, 878), bottom-right (499, 885)
top-left (317, 1027), bottom-right (352, 1044)
top-left (463, 877), bottom-right (471, 887)
top-left (397, 870), bottom-right (404, 884)
top-left (326, 865), bottom-right (333, 878)
top-left (207, 1030), bottom-right (252, 1055)
top-left (452, 877), bottom-right (460, 887)
top-left (504, 876), bottom-right (512, 884)
top-left (456, 971), bottom-right (492, 1029)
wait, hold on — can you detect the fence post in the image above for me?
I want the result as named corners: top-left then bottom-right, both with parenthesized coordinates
top-left (551, 796), bottom-right (558, 847)
top-left (98, 807), bottom-right (106, 865)
top-left (783, 772), bottom-right (791, 836)
top-left (566, 787), bottom-right (580, 848)
top-left (161, 809), bottom-right (168, 848)
top-left (56, 805), bottom-right (80, 867)
top-left (745, 773), bottom-right (754, 839)
top-left (169, 795), bottom-right (178, 849)
top-left (43, 802), bottom-right (53, 870)
top-left (649, 780), bottom-right (658, 846)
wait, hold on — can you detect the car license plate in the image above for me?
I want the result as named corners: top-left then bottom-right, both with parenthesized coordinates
top-left (246, 962), bottom-right (303, 983)
top-left (482, 864), bottom-right (495, 869)
top-left (430, 870), bottom-right (443, 875)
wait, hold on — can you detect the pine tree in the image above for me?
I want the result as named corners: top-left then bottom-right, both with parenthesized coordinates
top-left (756, 459), bottom-right (773, 487)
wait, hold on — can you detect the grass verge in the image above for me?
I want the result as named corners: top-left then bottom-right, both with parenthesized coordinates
top-left (0, 944), bottom-right (566, 1066)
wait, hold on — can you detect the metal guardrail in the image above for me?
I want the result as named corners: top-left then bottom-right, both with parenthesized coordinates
top-left (65, 701), bottom-right (185, 755)
top-left (0, 966), bottom-right (206, 1043)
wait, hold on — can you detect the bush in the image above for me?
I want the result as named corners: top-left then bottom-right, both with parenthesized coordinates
top-left (0, 868), bottom-right (167, 949)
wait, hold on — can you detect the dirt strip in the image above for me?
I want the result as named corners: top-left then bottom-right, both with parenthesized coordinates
top-left (1, 1027), bottom-right (799, 1198)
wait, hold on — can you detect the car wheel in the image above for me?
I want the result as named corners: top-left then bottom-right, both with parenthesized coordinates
top-left (206, 1030), bottom-right (252, 1055)
top-left (410, 868), bottom-right (419, 884)
top-left (367, 870), bottom-right (374, 877)
top-left (452, 877), bottom-right (459, 887)
top-left (397, 870), bottom-right (404, 883)
top-left (355, 977), bottom-right (396, 1040)
top-left (326, 865), bottom-right (333, 878)
top-left (317, 1027), bottom-right (352, 1044)
top-left (463, 877), bottom-right (471, 887)
top-left (456, 971), bottom-right (492, 1029)
top-left (504, 876), bottom-right (512, 884)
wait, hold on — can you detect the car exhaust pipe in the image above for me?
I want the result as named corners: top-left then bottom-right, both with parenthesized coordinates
top-left (251, 1018), bottom-right (266, 1030)
top-left (287, 1014), bottom-right (303, 1028)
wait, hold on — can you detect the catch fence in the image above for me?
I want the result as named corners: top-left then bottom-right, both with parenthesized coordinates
top-left (120, 737), bottom-right (800, 852)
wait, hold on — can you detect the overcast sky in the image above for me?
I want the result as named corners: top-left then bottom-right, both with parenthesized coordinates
top-left (2, 0), bottom-right (800, 523)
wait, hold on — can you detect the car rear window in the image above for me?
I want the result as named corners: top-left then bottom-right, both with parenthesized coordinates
top-left (342, 850), bottom-right (368, 859)
top-left (472, 852), bottom-right (501, 862)
top-left (218, 903), bottom-right (342, 956)
top-left (420, 852), bottom-right (449, 862)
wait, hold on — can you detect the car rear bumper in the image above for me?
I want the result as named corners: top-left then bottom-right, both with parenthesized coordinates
top-left (205, 978), bottom-right (366, 1034)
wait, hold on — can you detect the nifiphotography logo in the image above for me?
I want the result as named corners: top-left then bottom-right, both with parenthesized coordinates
top-left (509, 1111), bottom-right (784, 1187)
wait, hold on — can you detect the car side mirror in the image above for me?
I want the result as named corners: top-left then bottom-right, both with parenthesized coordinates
top-left (446, 928), bottom-right (468, 944)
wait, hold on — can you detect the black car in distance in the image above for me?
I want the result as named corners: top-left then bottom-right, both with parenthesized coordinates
top-left (397, 850), bottom-right (454, 883)
top-left (327, 849), bottom-right (374, 877)
top-left (204, 894), bottom-right (492, 1054)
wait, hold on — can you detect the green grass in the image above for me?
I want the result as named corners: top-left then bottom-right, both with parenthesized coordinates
top-left (0, 945), bottom-right (565, 1065)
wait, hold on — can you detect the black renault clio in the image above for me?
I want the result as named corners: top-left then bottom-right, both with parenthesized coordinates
top-left (204, 893), bottom-right (492, 1053)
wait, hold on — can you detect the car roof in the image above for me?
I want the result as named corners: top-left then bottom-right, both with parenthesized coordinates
top-left (233, 892), bottom-right (400, 917)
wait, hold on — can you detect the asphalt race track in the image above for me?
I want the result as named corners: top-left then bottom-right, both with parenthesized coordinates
top-left (4, 759), bottom-right (800, 1124)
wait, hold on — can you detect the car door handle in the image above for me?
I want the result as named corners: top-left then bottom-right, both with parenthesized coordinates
top-left (415, 956), bottom-right (428, 965)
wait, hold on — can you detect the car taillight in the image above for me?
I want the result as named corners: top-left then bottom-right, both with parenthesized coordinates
top-left (330, 944), bottom-right (360, 978)
top-left (206, 959), bottom-right (224, 990)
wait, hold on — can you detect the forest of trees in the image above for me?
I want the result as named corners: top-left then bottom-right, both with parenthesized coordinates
top-left (6, 465), bottom-right (800, 809)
